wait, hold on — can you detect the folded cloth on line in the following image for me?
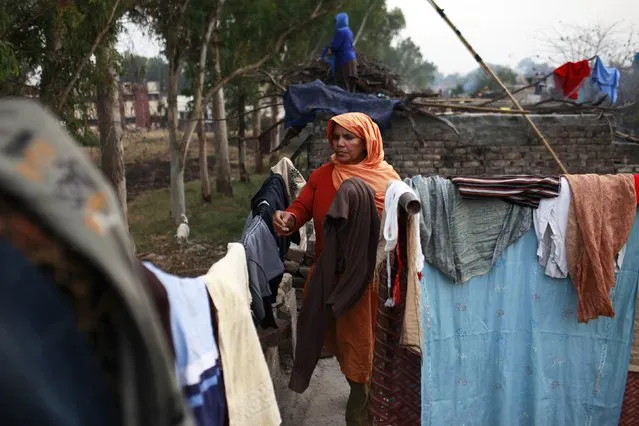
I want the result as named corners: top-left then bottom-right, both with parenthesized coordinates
top-left (449, 175), bottom-right (561, 208)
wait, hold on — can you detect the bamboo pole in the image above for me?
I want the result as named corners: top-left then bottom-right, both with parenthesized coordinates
top-left (425, 0), bottom-right (568, 174)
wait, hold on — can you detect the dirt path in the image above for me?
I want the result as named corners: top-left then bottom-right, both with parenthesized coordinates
top-left (279, 358), bottom-right (350, 426)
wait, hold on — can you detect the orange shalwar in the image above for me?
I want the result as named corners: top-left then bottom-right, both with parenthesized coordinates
top-left (287, 162), bottom-right (379, 384)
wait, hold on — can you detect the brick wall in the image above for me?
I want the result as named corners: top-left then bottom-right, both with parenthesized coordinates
top-left (306, 113), bottom-right (639, 177)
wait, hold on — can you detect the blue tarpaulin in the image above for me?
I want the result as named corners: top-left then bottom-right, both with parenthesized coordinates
top-left (283, 79), bottom-right (401, 130)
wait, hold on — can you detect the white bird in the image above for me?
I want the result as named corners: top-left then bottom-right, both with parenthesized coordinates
top-left (176, 214), bottom-right (190, 246)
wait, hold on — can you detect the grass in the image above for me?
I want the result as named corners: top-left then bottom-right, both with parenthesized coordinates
top-left (129, 174), bottom-right (267, 276)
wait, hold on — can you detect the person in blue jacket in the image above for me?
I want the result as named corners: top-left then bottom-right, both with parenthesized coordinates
top-left (324, 12), bottom-right (358, 92)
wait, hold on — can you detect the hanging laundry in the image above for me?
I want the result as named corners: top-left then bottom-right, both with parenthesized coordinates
top-left (203, 243), bottom-right (281, 426)
top-left (290, 178), bottom-right (380, 393)
top-left (251, 174), bottom-right (297, 259)
top-left (410, 175), bottom-right (532, 283)
top-left (375, 180), bottom-right (424, 351)
top-left (271, 157), bottom-right (313, 253)
top-left (449, 175), bottom-right (561, 208)
top-left (376, 180), bottom-right (423, 315)
top-left (565, 174), bottom-right (636, 322)
top-left (533, 176), bottom-right (571, 278)
top-left (420, 221), bottom-right (639, 426)
top-left (553, 59), bottom-right (591, 100)
top-left (145, 263), bottom-right (226, 426)
top-left (0, 239), bottom-right (118, 426)
top-left (0, 98), bottom-right (192, 426)
top-left (591, 56), bottom-right (621, 104)
top-left (241, 214), bottom-right (285, 328)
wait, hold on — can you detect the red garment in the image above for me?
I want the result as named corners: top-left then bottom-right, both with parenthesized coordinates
top-left (635, 174), bottom-right (639, 205)
top-left (553, 60), bottom-right (591, 99)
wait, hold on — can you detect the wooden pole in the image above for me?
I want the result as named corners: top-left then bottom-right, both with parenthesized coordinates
top-left (425, 0), bottom-right (568, 174)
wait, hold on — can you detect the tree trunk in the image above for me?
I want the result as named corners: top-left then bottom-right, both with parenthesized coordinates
top-left (167, 54), bottom-right (186, 223)
top-left (197, 114), bottom-right (212, 202)
top-left (253, 100), bottom-right (264, 173)
top-left (95, 44), bottom-right (128, 226)
top-left (40, 15), bottom-right (63, 109)
top-left (212, 85), bottom-right (233, 196)
top-left (211, 20), bottom-right (233, 196)
top-left (269, 96), bottom-right (281, 163)
top-left (238, 92), bottom-right (249, 183)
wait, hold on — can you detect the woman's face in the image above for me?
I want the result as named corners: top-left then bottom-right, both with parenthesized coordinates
top-left (331, 124), bottom-right (366, 165)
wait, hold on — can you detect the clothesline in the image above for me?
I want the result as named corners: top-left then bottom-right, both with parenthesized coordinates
top-left (479, 55), bottom-right (598, 107)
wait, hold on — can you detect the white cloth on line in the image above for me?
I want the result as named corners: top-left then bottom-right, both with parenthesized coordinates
top-left (202, 243), bottom-right (281, 426)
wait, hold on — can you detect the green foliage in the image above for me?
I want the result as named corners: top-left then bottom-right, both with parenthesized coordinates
top-left (458, 64), bottom-right (518, 96)
top-left (120, 52), bottom-right (188, 93)
top-left (381, 37), bottom-right (437, 90)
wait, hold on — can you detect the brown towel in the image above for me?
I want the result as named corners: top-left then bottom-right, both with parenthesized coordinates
top-left (565, 174), bottom-right (636, 323)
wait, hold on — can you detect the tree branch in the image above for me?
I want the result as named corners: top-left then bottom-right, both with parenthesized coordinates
top-left (58, 0), bottom-right (122, 110)
top-left (202, 0), bottom-right (330, 105)
top-left (260, 70), bottom-right (286, 93)
top-left (354, 0), bottom-right (378, 46)
top-left (180, 0), bottom-right (222, 163)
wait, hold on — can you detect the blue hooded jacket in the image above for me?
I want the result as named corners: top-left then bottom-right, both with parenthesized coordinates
top-left (330, 12), bottom-right (357, 67)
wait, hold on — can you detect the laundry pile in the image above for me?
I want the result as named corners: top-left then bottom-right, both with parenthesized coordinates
top-left (367, 172), bottom-right (639, 425)
top-left (0, 98), bottom-right (283, 426)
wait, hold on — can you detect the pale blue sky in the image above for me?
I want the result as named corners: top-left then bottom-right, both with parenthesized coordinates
top-left (117, 0), bottom-right (639, 74)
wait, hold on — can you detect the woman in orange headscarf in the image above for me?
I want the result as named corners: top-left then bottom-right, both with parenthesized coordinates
top-left (273, 112), bottom-right (400, 425)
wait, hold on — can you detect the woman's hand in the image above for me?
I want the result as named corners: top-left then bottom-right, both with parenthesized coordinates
top-left (273, 210), bottom-right (296, 236)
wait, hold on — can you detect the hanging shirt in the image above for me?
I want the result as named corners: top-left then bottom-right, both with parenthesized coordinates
top-left (533, 176), bottom-right (571, 278)
top-left (241, 214), bottom-right (285, 326)
top-left (449, 175), bottom-right (561, 208)
top-left (553, 60), bottom-right (591, 99)
top-left (203, 243), bottom-right (281, 426)
top-left (145, 263), bottom-right (226, 426)
top-left (591, 56), bottom-right (621, 104)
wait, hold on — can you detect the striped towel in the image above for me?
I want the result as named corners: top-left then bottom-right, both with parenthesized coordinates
top-left (449, 175), bottom-right (561, 208)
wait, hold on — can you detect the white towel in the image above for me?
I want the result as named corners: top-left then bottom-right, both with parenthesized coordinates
top-left (202, 243), bottom-right (281, 426)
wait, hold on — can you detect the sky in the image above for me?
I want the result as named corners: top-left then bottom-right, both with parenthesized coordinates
top-left (117, 0), bottom-right (639, 75)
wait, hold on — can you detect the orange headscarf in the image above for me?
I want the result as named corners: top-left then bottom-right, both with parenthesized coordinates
top-left (328, 112), bottom-right (400, 209)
